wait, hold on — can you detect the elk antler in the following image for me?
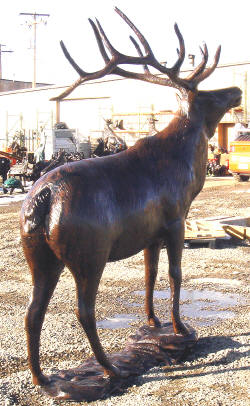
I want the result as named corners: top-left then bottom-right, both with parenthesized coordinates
top-left (51, 8), bottom-right (221, 101)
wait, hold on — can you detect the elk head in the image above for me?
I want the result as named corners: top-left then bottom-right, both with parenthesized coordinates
top-left (51, 7), bottom-right (242, 138)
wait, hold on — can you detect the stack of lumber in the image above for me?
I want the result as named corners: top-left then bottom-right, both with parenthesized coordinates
top-left (185, 216), bottom-right (250, 242)
top-left (185, 220), bottom-right (226, 242)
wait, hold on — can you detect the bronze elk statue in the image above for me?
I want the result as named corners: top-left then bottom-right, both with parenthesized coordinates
top-left (20, 8), bottom-right (241, 386)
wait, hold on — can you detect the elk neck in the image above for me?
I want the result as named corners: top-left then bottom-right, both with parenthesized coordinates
top-left (150, 99), bottom-right (209, 170)
top-left (130, 104), bottom-right (208, 202)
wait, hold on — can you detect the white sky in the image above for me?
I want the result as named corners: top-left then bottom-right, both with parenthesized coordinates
top-left (1, 0), bottom-right (250, 85)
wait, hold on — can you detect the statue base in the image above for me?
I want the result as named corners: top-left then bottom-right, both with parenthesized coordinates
top-left (41, 322), bottom-right (197, 401)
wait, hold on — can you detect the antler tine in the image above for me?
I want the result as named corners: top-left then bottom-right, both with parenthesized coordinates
top-left (194, 45), bottom-right (221, 83)
top-left (115, 7), bottom-right (154, 58)
top-left (60, 41), bottom-right (88, 77)
top-left (88, 18), bottom-right (110, 64)
top-left (186, 43), bottom-right (208, 81)
top-left (96, 8), bottom-right (161, 69)
top-left (59, 23), bottom-right (121, 81)
top-left (115, 7), bottom-right (183, 75)
top-left (90, 19), bottom-right (162, 81)
top-left (95, 18), bottom-right (122, 60)
top-left (171, 23), bottom-right (185, 73)
top-left (92, 15), bottom-right (149, 74)
top-left (129, 36), bottom-right (150, 73)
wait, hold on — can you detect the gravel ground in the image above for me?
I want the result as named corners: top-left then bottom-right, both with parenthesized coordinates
top-left (0, 177), bottom-right (249, 406)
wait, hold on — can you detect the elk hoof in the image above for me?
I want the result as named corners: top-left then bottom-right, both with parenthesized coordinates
top-left (174, 322), bottom-right (190, 336)
top-left (148, 316), bottom-right (161, 328)
top-left (32, 373), bottom-right (51, 386)
top-left (104, 364), bottom-right (129, 379)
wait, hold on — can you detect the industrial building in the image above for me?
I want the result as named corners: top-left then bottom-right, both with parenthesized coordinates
top-left (0, 61), bottom-right (249, 158)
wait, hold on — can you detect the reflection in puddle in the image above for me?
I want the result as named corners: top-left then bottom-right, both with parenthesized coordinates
top-left (133, 288), bottom-right (244, 327)
top-left (134, 288), bottom-right (242, 305)
top-left (97, 289), bottom-right (245, 329)
top-left (97, 314), bottom-right (138, 329)
top-left (180, 303), bottom-right (235, 326)
top-left (190, 278), bottom-right (242, 286)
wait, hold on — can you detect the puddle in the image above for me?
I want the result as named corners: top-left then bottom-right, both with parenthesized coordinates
top-left (124, 302), bottom-right (141, 307)
top-left (189, 278), bottom-right (242, 286)
top-left (133, 288), bottom-right (245, 327)
top-left (134, 288), bottom-right (242, 305)
top-left (180, 303), bottom-right (235, 325)
top-left (97, 288), bottom-right (246, 330)
top-left (97, 314), bottom-right (139, 329)
top-left (0, 191), bottom-right (27, 205)
top-left (0, 184), bottom-right (31, 205)
top-left (233, 189), bottom-right (250, 194)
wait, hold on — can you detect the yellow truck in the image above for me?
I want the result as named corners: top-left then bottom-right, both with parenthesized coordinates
top-left (229, 129), bottom-right (250, 181)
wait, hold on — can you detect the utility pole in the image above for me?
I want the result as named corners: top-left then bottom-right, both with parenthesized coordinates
top-left (19, 12), bottom-right (50, 88)
top-left (0, 44), bottom-right (13, 79)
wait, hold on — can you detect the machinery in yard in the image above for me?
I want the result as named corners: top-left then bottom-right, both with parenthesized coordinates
top-left (229, 129), bottom-right (250, 181)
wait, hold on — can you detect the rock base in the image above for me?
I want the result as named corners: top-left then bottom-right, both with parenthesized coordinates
top-left (42, 322), bottom-right (197, 401)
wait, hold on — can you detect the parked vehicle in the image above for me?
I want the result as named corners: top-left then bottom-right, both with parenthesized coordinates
top-left (229, 129), bottom-right (250, 181)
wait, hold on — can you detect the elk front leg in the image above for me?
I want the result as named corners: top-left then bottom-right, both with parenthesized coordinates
top-left (144, 243), bottom-right (162, 327)
top-left (166, 220), bottom-right (189, 336)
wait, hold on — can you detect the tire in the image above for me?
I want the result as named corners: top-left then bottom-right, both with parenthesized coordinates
top-left (233, 173), bottom-right (249, 182)
top-left (240, 175), bottom-right (249, 182)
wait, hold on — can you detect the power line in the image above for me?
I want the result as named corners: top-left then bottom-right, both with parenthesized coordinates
top-left (19, 12), bottom-right (50, 88)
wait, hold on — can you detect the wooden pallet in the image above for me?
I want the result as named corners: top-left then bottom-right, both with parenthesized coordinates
top-left (185, 217), bottom-right (250, 243)
top-left (222, 225), bottom-right (250, 240)
top-left (185, 219), bottom-right (226, 241)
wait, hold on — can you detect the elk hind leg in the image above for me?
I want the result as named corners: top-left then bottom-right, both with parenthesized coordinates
top-left (24, 242), bottom-right (63, 386)
top-left (73, 267), bottom-right (128, 378)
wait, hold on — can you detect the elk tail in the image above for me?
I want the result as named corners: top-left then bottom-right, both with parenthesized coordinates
top-left (21, 186), bottom-right (51, 234)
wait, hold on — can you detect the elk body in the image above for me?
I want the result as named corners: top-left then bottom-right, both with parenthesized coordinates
top-left (20, 8), bottom-right (241, 386)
